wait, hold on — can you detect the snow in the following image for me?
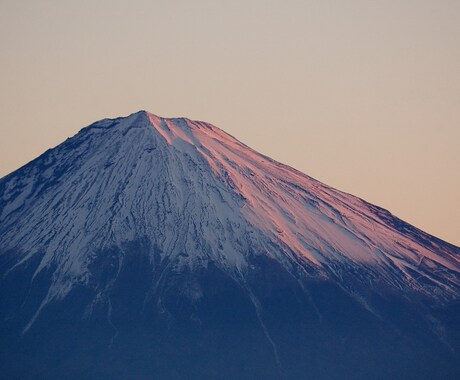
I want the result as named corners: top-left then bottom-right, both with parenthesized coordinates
top-left (1, 110), bottom-right (459, 313)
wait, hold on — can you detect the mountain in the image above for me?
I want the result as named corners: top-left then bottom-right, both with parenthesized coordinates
top-left (1, 111), bottom-right (459, 380)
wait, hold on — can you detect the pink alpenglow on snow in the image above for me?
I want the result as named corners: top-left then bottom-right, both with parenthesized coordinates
top-left (143, 112), bottom-right (459, 294)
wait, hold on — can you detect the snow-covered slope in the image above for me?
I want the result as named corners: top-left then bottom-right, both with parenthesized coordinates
top-left (1, 110), bottom-right (460, 379)
top-left (1, 111), bottom-right (459, 306)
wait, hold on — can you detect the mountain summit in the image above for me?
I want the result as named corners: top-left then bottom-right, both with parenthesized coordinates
top-left (1, 111), bottom-right (459, 379)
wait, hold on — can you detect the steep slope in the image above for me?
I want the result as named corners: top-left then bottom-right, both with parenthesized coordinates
top-left (1, 111), bottom-right (459, 379)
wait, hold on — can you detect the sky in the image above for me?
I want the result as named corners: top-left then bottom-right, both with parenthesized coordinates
top-left (0, 0), bottom-right (459, 246)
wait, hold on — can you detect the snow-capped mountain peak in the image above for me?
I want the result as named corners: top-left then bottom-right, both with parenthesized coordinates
top-left (1, 111), bottom-right (460, 379)
top-left (1, 111), bottom-right (459, 304)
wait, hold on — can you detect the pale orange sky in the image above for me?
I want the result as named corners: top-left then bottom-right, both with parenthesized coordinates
top-left (0, 1), bottom-right (459, 245)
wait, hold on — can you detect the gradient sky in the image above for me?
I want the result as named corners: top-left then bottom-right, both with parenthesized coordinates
top-left (0, 0), bottom-right (459, 245)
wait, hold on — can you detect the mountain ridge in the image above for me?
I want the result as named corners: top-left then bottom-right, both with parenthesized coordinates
top-left (1, 110), bottom-right (460, 379)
